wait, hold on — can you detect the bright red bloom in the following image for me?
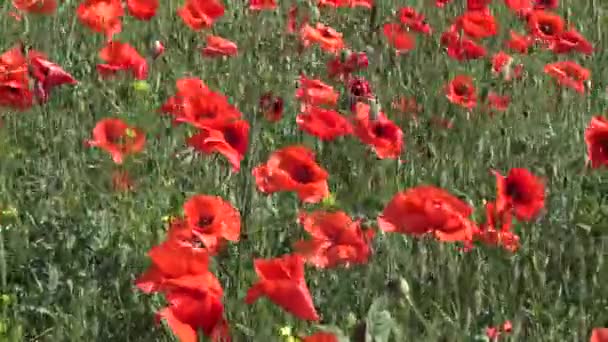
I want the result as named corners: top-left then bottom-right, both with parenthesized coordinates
top-left (467, 0), bottom-right (492, 11)
top-left (295, 75), bottom-right (339, 108)
top-left (456, 11), bottom-right (498, 39)
top-left (303, 332), bottom-right (339, 342)
top-left (591, 328), bottom-right (608, 342)
top-left (326, 51), bottom-right (368, 80)
top-left (86, 118), bottom-right (146, 164)
top-left (544, 60), bottom-right (590, 94)
top-left (97, 41), bottom-right (148, 80)
top-left (187, 119), bottom-right (250, 172)
top-left (398, 7), bottom-right (432, 35)
top-left (383, 23), bottom-right (416, 54)
top-left (550, 29), bottom-right (594, 55)
top-left (126, 0), bottom-right (158, 20)
top-left (182, 194), bottom-right (241, 252)
top-left (505, 30), bottom-right (534, 54)
top-left (352, 102), bottom-right (403, 160)
top-left (584, 116), bottom-right (608, 169)
top-left (245, 254), bottom-right (319, 321)
top-left (296, 106), bottom-right (352, 141)
top-left (445, 75), bottom-right (477, 109)
top-left (348, 76), bottom-right (374, 101)
top-left (202, 35), bottom-right (238, 57)
top-left (294, 210), bottom-right (375, 269)
top-left (177, 0), bottom-right (225, 31)
top-left (252, 145), bottom-right (329, 203)
top-left (248, 0), bottom-right (277, 10)
top-left (378, 186), bottom-right (475, 242)
top-left (259, 92), bottom-right (284, 122)
top-left (494, 168), bottom-right (545, 221)
top-left (76, 0), bottom-right (123, 38)
top-left (0, 45), bottom-right (33, 110)
top-left (12, 0), bottom-right (57, 14)
top-left (527, 10), bottom-right (564, 42)
top-left (27, 50), bottom-right (77, 103)
top-left (300, 23), bottom-right (345, 55)
top-left (474, 202), bottom-right (520, 253)
top-left (446, 37), bottom-right (487, 61)
top-left (504, 0), bottom-right (533, 15)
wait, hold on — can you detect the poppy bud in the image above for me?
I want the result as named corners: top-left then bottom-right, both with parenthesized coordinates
top-left (150, 40), bottom-right (164, 60)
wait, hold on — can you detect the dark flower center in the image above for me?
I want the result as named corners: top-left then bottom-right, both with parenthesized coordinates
top-left (223, 126), bottom-right (240, 147)
top-left (454, 84), bottom-right (470, 96)
top-left (292, 164), bottom-right (315, 183)
top-left (197, 215), bottom-right (214, 227)
top-left (506, 180), bottom-right (524, 202)
top-left (539, 23), bottom-right (555, 35)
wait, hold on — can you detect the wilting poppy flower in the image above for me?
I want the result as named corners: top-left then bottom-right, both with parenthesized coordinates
top-left (383, 23), bottom-right (416, 54)
top-left (378, 185), bottom-right (475, 242)
top-left (187, 119), bottom-right (250, 172)
top-left (295, 75), bottom-right (339, 108)
top-left (348, 76), bottom-right (374, 102)
top-left (259, 92), bottom-right (284, 122)
top-left (97, 41), bottom-right (148, 80)
top-left (534, 0), bottom-right (558, 9)
top-left (474, 202), bottom-right (520, 253)
top-left (0, 45), bottom-right (33, 110)
top-left (584, 116), bottom-right (608, 169)
top-left (27, 50), bottom-right (77, 103)
top-left (352, 102), bottom-right (403, 159)
top-left (182, 194), bottom-right (241, 252)
top-left (456, 11), bottom-right (498, 39)
top-left (293, 210), bottom-right (375, 268)
top-left (245, 253), bottom-right (319, 321)
top-left (550, 29), bottom-right (594, 55)
top-left (300, 23), bottom-right (345, 55)
top-left (76, 0), bottom-right (123, 38)
top-left (544, 60), bottom-right (589, 94)
top-left (86, 118), bottom-right (146, 164)
top-left (202, 35), bottom-right (238, 57)
top-left (505, 30), bottom-right (534, 54)
top-left (445, 75), bottom-right (477, 109)
top-left (126, 0), bottom-right (158, 20)
top-left (485, 92), bottom-right (510, 112)
top-left (527, 10), bottom-right (564, 42)
top-left (177, 0), bottom-right (225, 31)
top-left (494, 168), bottom-right (545, 221)
top-left (248, 0), bottom-right (277, 10)
top-left (591, 328), bottom-right (608, 342)
top-left (12, 0), bottom-right (57, 14)
top-left (398, 7), bottom-right (432, 35)
top-left (303, 332), bottom-right (339, 342)
top-left (297, 106), bottom-right (353, 141)
top-left (252, 145), bottom-right (329, 203)
top-left (326, 51), bottom-right (368, 80)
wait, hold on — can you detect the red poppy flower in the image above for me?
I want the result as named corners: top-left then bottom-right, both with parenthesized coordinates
top-left (445, 75), bottom-right (477, 109)
top-left (348, 0), bottom-right (373, 8)
top-left (382, 23), bottom-right (416, 54)
top-left (533, 0), bottom-right (558, 9)
top-left (456, 11), bottom-right (498, 39)
top-left (0, 45), bottom-right (33, 110)
top-left (259, 92), bottom-right (284, 122)
top-left (12, 0), bottom-right (57, 14)
top-left (352, 102), bottom-right (403, 160)
top-left (296, 106), bottom-right (353, 141)
top-left (202, 35), bottom-right (238, 57)
top-left (436, 0), bottom-right (454, 7)
top-left (505, 30), bottom-right (534, 54)
top-left (300, 23), bottom-right (345, 55)
top-left (187, 119), bottom-right (250, 172)
top-left (76, 0), bottom-right (123, 38)
top-left (126, 0), bottom-right (158, 20)
top-left (182, 194), bottom-right (241, 252)
top-left (303, 332), bottom-right (339, 342)
top-left (474, 202), bottom-right (520, 253)
top-left (378, 185), bottom-right (475, 242)
top-left (27, 50), bottom-right (77, 103)
top-left (591, 328), bottom-right (608, 342)
top-left (398, 7), bottom-right (432, 35)
top-left (467, 0), bottom-right (492, 11)
top-left (252, 145), bottom-right (329, 203)
top-left (177, 0), bottom-right (225, 31)
top-left (151, 40), bottom-right (165, 59)
top-left (544, 60), bottom-right (589, 94)
top-left (348, 76), bottom-right (374, 101)
top-left (494, 168), bottom-right (545, 221)
top-left (97, 40), bottom-right (148, 80)
top-left (550, 29), bottom-right (593, 55)
top-left (86, 118), bottom-right (146, 164)
top-left (248, 0), bottom-right (276, 10)
top-left (504, 0), bottom-right (533, 16)
top-left (446, 36), bottom-right (487, 61)
top-left (245, 253), bottom-right (319, 321)
top-left (584, 116), bottom-right (608, 169)
top-left (293, 210), bottom-right (375, 268)
top-left (326, 51), bottom-right (368, 80)
top-left (486, 92), bottom-right (510, 112)
top-left (295, 75), bottom-right (339, 108)
top-left (527, 10), bottom-right (564, 42)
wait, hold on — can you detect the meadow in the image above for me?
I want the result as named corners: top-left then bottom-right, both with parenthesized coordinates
top-left (0, 0), bottom-right (607, 341)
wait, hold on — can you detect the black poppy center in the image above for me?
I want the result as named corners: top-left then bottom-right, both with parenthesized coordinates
top-left (292, 164), bottom-right (315, 184)
top-left (539, 23), bottom-right (555, 35)
top-left (506, 180), bottom-right (524, 202)
top-left (454, 84), bottom-right (470, 96)
top-left (197, 215), bottom-right (215, 228)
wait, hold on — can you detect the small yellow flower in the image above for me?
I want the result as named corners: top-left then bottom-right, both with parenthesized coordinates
top-left (132, 80), bottom-right (151, 93)
top-left (125, 128), bottom-right (137, 138)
